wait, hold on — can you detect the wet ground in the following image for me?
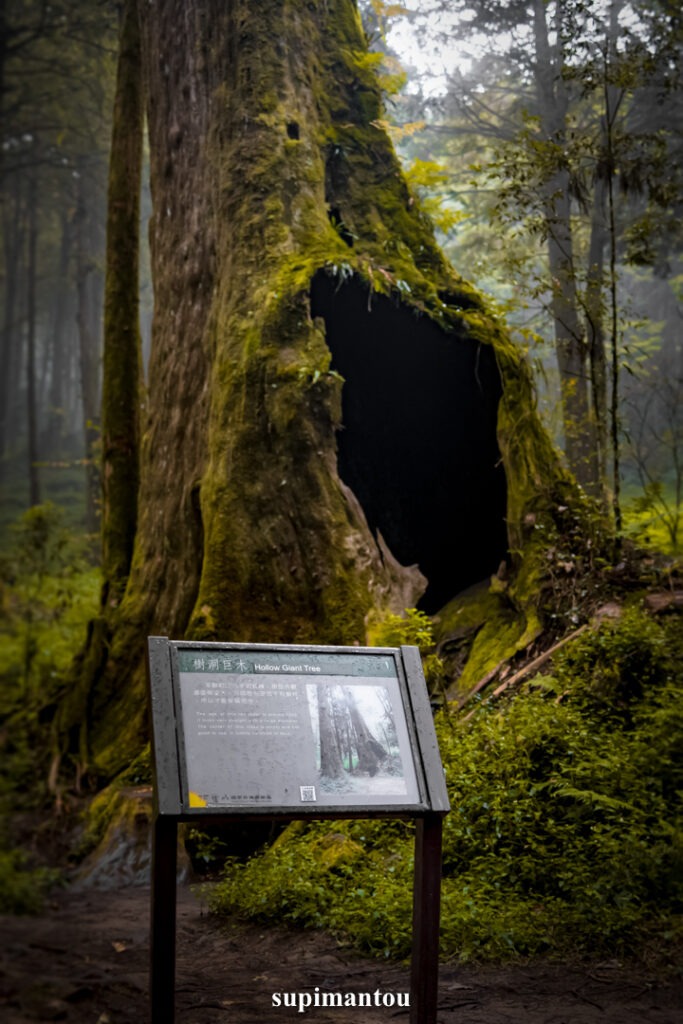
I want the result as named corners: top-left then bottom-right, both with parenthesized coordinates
top-left (1, 884), bottom-right (681, 1023)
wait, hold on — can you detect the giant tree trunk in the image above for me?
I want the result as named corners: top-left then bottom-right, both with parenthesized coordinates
top-left (54, 0), bottom-right (581, 784)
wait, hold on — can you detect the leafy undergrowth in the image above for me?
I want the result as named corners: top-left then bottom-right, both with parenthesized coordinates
top-left (0, 504), bottom-right (99, 911)
top-left (622, 482), bottom-right (681, 556)
top-left (0, 848), bottom-right (60, 915)
top-left (0, 503), bottom-right (100, 701)
top-left (208, 606), bottom-right (683, 962)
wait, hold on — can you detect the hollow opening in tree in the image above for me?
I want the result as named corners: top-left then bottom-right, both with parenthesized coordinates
top-left (310, 271), bottom-right (508, 613)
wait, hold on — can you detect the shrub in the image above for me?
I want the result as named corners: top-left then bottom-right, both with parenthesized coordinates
top-left (208, 609), bottom-right (683, 960)
top-left (0, 848), bottom-right (59, 915)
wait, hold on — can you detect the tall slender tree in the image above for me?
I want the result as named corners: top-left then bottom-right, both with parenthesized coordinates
top-left (0, 177), bottom-right (23, 480)
top-left (100, 0), bottom-right (143, 609)
top-left (43, 212), bottom-right (73, 457)
top-left (74, 165), bottom-right (102, 533)
top-left (25, 176), bottom-right (41, 506)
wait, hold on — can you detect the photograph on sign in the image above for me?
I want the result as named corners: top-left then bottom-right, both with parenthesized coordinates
top-left (307, 682), bottom-right (410, 799)
top-left (174, 649), bottom-right (422, 810)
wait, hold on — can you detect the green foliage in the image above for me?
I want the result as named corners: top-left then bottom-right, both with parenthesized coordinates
top-left (4, 502), bottom-right (77, 579)
top-left (0, 503), bottom-right (99, 696)
top-left (185, 828), bottom-right (230, 871)
top-left (404, 158), bottom-right (465, 235)
top-left (368, 607), bottom-right (445, 693)
top-left (0, 848), bottom-right (60, 915)
top-left (0, 505), bottom-right (100, 807)
top-left (552, 606), bottom-right (672, 715)
top-left (209, 609), bottom-right (683, 961)
top-left (369, 606), bottom-right (434, 648)
top-left (622, 483), bottom-right (681, 556)
top-left (207, 819), bottom-right (416, 958)
top-left (437, 616), bottom-right (683, 957)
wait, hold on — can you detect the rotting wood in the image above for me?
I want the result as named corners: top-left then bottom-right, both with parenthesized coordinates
top-left (645, 591), bottom-right (683, 614)
top-left (491, 625), bottom-right (588, 697)
top-left (459, 624), bottom-right (589, 720)
top-left (455, 659), bottom-right (510, 709)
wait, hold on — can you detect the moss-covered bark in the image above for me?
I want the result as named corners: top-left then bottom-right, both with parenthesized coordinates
top-left (54, 0), bottom-right (601, 784)
top-left (184, 0), bottom-right (500, 645)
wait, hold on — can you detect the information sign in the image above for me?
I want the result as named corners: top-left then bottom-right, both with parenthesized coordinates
top-left (174, 648), bottom-right (422, 811)
top-left (146, 638), bottom-right (449, 1024)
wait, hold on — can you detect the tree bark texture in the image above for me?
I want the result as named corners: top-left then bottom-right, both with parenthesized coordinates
top-left (101, 0), bottom-right (143, 609)
top-left (55, 0), bottom-right (580, 782)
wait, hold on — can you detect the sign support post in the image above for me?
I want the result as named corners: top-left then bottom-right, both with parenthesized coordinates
top-left (410, 812), bottom-right (444, 1024)
top-left (150, 815), bottom-right (177, 1024)
top-left (147, 639), bottom-right (450, 1024)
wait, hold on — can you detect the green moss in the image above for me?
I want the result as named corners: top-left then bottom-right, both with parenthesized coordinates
top-left (463, 611), bottom-right (530, 690)
top-left (87, 660), bottom-right (149, 779)
top-left (434, 582), bottom-right (503, 641)
top-left (431, 581), bottom-right (526, 697)
top-left (313, 831), bottom-right (365, 871)
top-left (77, 745), bottom-right (151, 857)
top-left (78, 781), bottom-right (123, 857)
top-left (190, 0), bottom-right (600, 693)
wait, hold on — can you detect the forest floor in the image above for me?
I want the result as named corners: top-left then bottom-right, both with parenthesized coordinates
top-left (1, 882), bottom-right (681, 1024)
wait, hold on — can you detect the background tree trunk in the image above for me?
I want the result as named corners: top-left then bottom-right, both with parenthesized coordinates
top-left (43, 213), bottom-right (72, 459)
top-left (74, 168), bottom-right (101, 534)
top-left (25, 177), bottom-right (40, 507)
top-left (586, 175), bottom-right (609, 488)
top-left (532, 0), bottom-right (599, 493)
top-left (0, 177), bottom-right (23, 482)
top-left (100, 0), bottom-right (143, 610)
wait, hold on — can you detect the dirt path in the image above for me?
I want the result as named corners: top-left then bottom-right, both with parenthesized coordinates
top-left (1, 884), bottom-right (681, 1023)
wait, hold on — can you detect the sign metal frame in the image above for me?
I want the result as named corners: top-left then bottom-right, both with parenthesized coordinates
top-left (147, 637), bottom-right (449, 1024)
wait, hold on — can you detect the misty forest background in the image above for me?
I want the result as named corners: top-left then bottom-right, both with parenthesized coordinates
top-left (1, 0), bottom-right (682, 962)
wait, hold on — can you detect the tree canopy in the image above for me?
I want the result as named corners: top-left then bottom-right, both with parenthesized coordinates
top-left (386, 0), bottom-right (683, 530)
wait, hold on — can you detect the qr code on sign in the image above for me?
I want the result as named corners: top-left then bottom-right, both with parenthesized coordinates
top-left (300, 785), bottom-right (317, 802)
